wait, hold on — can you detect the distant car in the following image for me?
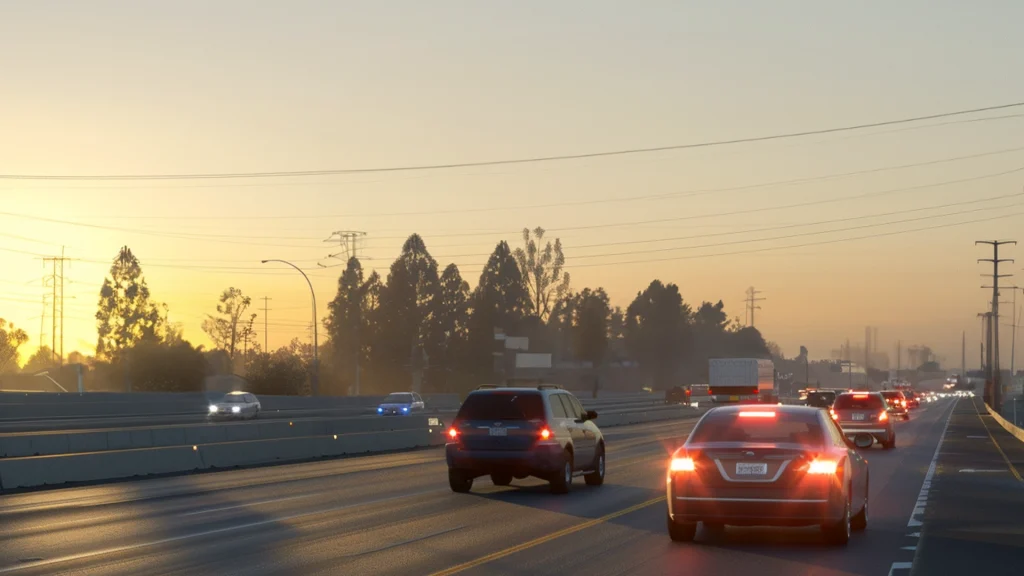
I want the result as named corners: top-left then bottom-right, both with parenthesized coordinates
top-left (805, 390), bottom-right (837, 409)
top-left (666, 404), bottom-right (869, 545)
top-left (446, 385), bottom-right (605, 494)
top-left (830, 392), bottom-right (895, 449)
top-left (880, 390), bottom-right (909, 420)
top-left (208, 391), bottom-right (260, 420)
top-left (902, 390), bottom-right (921, 409)
top-left (665, 386), bottom-right (689, 405)
top-left (377, 392), bottom-right (425, 415)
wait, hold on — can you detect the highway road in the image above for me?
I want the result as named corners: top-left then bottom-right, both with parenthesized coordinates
top-left (0, 398), bottom-right (991, 575)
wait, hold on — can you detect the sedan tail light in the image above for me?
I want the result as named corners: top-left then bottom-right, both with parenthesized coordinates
top-left (448, 427), bottom-right (459, 440)
top-left (807, 459), bottom-right (839, 475)
top-left (669, 457), bottom-right (696, 472)
top-left (878, 410), bottom-right (889, 422)
top-left (829, 409), bottom-right (839, 421)
top-left (539, 427), bottom-right (552, 440)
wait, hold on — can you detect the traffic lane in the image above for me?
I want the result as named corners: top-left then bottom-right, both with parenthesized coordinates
top-left (438, 400), bottom-right (957, 576)
top-left (0, 418), bottom-right (697, 575)
top-left (912, 397), bottom-right (1024, 576)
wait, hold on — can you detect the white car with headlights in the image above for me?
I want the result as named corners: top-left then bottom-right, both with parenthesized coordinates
top-left (208, 391), bottom-right (261, 420)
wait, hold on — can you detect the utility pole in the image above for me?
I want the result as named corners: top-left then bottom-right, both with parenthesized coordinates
top-left (961, 331), bottom-right (965, 376)
top-left (745, 287), bottom-right (765, 328)
top-left (261, 296), bottom-right (272, 352)
top-left (979, 311), bottom-right (994, 403)
top-left (978, 239), bottom-right (1016, 411)
top-left (40, 248), bottom-right (72, 367)
top-left (325, 231), bottom-right (368, 395)
top-left (896, 340), bottom-right (901, 380)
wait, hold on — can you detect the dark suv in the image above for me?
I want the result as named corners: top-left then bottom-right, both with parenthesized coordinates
top-left (445, 385), bottom-right (606, 494)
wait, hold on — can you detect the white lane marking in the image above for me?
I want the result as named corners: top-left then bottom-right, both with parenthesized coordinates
top-left (178, 494), bottom-right (314, 516)
top-left (901, 546), bottom-right (917, 551)
top-left (0, 489), bottom-right (443, 574)
top-left (967, 435), bottom-right (988, 438)
top-left (908, 532), bottom-right (920, 538)
top-left (958, 469), bottom-right (1007, 473)
top-left (888, 561), bottom-right (913, 575)
top-left (907, 400), bottom-right (956, 528)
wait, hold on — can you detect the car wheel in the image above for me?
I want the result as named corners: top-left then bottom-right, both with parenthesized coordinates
top-left (584, 445), bottom-right (605, 486)
top-left (490, 473), bottom-right (513, 486)
top-left (448, 470), bottom-right (473, 493)
top-left (884, 435), bottom-right (896, 450)
top-left (822, 497), bottom-right (851, 545)
top-left (667, 514), bottom-right (697, 542)
top-left (851, 475), bottom-right (868, 531)
top-left (550, 451), bottom-right (573, 494)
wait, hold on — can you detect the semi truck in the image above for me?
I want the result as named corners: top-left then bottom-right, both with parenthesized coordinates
top-left (708, 358), bottom-right (777, 404)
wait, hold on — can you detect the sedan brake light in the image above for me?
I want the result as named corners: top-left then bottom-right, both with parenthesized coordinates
top-left (878, 410), bottom-right (889, 422)
top-left (540, 427), bottom-right (552, 440)
top-left (807, 459), bottom-right (839, 475)
top-left (448, 427), bottom-right (458, 439)
top-left (669, 457), bottom-right (696, 472)
top-left (738, 411), bottom-right (776, 418)
top-left (829, 409), bottom-right (839, 421)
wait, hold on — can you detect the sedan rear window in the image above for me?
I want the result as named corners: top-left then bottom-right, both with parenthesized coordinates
top-left (384, 393), bottom-right (414, 403)
top-left (456, 392), bottom-right (545, 421)
top-left (833, 394), bottom-right (884, 410)
top-left (688, 410), bottom-right (825, 446)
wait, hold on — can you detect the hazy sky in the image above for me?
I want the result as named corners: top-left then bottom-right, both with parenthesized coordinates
top-left (3, 1), bottom-right (1024, 368)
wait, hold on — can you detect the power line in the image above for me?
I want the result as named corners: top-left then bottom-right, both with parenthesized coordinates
top-left (22, 144), bottom-right (1024, 221)
top-left (4, 101), bottom-right (1023, 180)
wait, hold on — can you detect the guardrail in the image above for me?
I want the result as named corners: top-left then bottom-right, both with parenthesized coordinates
top-left (985, 402), bottom-right (1024, 444)
top-left (0, 405), bottom-right (703, 491)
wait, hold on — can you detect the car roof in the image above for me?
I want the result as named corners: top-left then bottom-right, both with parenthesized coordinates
top-left (226, 391), bottom-right (247, 395)
top-left (468, 387), bottom-right (567, 396)
top-left (706, 404), bottom-right (822, 417)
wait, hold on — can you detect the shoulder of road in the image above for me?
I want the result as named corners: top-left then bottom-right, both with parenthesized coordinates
top-left (911, 395), bottom-right (1024, 576)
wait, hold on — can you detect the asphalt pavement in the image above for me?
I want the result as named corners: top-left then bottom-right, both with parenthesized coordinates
top-left (0, 399), bottom-right (959, 575)
top-left (911, 395), bottom-right (1024, 576)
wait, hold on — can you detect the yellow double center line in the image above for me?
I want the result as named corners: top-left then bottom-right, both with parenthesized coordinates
top-left (428, 495), bottom-right (666, 576)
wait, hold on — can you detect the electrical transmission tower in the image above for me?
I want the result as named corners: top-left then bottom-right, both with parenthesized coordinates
top-left (324, 231), bottom-right (367, 263)
top-left (40, 248), bottom-right (74, 367)
top-left (261, 296), bottom-right (272, 352)
top-left (745, 287), bottom-right (765, 327)
top-left (977, 239), bottom-right (1016, 412)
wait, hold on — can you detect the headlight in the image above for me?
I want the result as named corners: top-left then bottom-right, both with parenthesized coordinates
top-left (232, 406), bottom-right (241, 414)
top-left (209, 405), bottom-right (218, 413)
top-left (377, 407), bottom-right (383, 413)
top-left (402, 406), bottom-right (409, 413)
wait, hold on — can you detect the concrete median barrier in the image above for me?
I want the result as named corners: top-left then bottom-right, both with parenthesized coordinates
top-left (0, 445), bottom-right (204, 491)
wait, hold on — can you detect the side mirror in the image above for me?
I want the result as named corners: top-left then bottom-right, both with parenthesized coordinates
top-left (586, 410), bottom-right (598, 421)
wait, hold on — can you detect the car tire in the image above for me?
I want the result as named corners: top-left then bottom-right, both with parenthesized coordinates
top-left (490, 473), bottom-right (513, 486)
top-left (550, 451), bottom-right (573, 495)
top-left (883, 435), bottom-right (896, 450)
top-left (584, 445), bottom-right (605, 486)
top-left (667, 514), bottom-right (697, 542)
top-left (822, 498), bottom-right (852, 546)
top-left (448, 470), bottom-right (473, 493)
top-left (851, 475), bottom-right (868, 532)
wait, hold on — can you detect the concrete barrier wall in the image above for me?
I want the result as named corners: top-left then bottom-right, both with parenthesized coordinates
top-left (0, 392), bottom-right (461, 420)
top-left (985, 402), bottom-right (1024, 443)
top-left (0, 406), bottom-right (694, 491)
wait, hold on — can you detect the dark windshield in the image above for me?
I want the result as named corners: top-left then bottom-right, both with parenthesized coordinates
top-left (689, 410), bottom-right (825, 446)
top-left (806, 392), bottom-right (835, 405)
top-left (221, 395), bottom-right (246, 403)
top-left (833, 394), bottom-right (884, 410)
top-left (881, 392), bottom-right (904, 401)
top-left (456, 392), bottom-right (545, 421)
top-left (384, 393), bottom-right (414, 403)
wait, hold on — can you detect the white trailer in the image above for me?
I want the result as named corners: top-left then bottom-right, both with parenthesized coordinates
top-left (708, 358), bottom-right (776, 403)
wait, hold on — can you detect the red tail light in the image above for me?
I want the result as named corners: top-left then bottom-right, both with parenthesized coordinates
top-left (448, 427), bottom-right (458, 440)
top-left (830, 409), bottom-right (839, 421)
top-left (540, 427), bottom-right (552, 440)
top-left (878, 410), bottom-right (889, 422)
top-left (738, 411), bottom-right (776, 418)
top-left (807, 459), bottom-right (839, 475)
top-left (670, 457), bottom-right (696, 472)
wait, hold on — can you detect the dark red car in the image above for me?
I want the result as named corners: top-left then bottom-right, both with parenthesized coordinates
top-left (880, 390), bottom-right (909, 420)
top-left (901, 389), bottom-right (921, 409)
top-left (666, 405), bottom-right (869, 546)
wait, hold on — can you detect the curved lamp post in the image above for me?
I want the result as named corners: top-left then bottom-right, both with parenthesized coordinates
top-left (261, 259), bottom-right (318, 396)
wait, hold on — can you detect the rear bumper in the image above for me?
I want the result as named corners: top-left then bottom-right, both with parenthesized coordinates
top-left (446, 443), bottom-right (563, 477)
top-left (838, 424), bottom-right (892, 442)
top-left (667, 482), bottom-right (846, 526)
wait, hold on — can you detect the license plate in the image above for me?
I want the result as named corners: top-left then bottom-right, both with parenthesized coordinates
top-left (729, 396), bottom-right (739, 402)
top-left (735, 462), bottom-right (768, 475)
top-left (428, 417), bottom-right (440, 427)
top-left (489, 427), bottom-right (507, 437)
top-left (852, 413), bottom-right (866, 421)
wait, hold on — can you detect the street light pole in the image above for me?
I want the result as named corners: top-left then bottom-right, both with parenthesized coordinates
top-left (262, 259), bottom-right (318, 396)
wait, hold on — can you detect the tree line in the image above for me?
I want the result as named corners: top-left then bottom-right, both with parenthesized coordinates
top-left (1, 227), bottom-right (770, 395)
